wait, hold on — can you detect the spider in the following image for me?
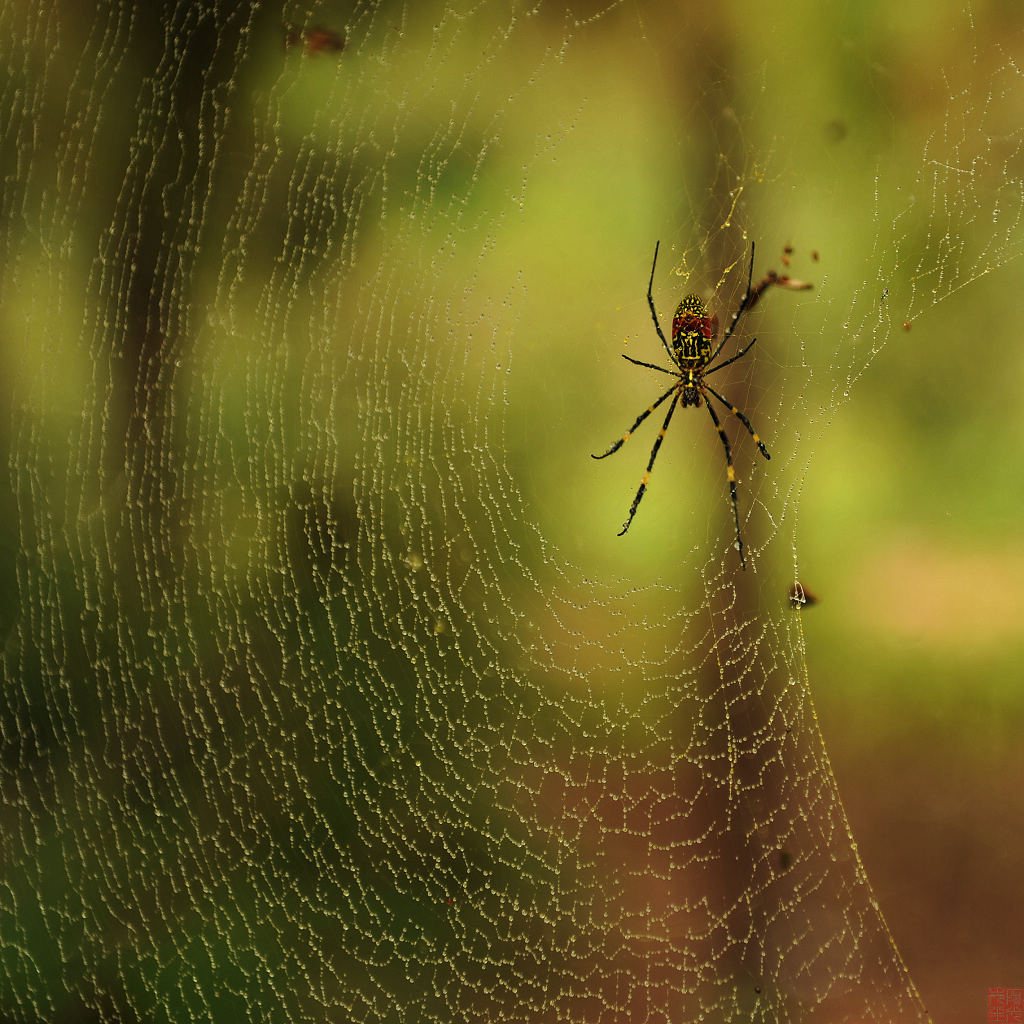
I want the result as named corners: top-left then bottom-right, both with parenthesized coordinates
top-left (593, 240), bottom-right (810, 569)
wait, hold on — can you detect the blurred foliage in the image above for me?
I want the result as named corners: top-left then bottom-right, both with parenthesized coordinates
top-left (0, 1), bottom-right (1022, 1022)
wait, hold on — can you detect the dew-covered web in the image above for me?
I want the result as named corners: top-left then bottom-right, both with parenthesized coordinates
top-left (1, 2), bottom-right (1022, 1022)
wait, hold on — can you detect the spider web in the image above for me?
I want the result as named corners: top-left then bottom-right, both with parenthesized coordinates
top-left (1, 1), bottom-right (1021, 1021)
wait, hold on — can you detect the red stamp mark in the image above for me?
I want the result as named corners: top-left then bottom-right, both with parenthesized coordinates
top-left (988, 987), bottom-right (1024, 1024)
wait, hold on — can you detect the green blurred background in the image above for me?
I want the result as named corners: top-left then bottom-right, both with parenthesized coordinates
top-left (1, 1), bottom-right (1022, 1022)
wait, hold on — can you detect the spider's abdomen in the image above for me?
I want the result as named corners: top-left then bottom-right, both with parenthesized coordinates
top-left (672, 294), bottom-right (714, 368)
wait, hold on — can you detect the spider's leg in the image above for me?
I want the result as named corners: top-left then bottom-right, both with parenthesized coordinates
top-left (707, 241), bottom-right (756, 364)
top-left (622, 354), bottom-right (677, 376)
top-left (704, 383), bottom-right (770, 460)
top-left (702, 395), bottom-right (747, 569)
top-left (592, 382), bottom-right (677, 459)
top-left (647, 241), bottom-right (677, 365)
top-left (706, 335), bottom-right (757, 376)
top-left (618, 391), bottom-right (681, 536)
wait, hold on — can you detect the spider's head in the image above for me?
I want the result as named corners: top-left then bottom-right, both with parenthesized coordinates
top-left (672, 295), bottom-right (715, 368)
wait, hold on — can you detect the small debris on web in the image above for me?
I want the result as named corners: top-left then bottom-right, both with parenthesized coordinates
top-left (789, 582), bottom-right (819, 608)
top-left (284, 25), bottom-right (347, 57)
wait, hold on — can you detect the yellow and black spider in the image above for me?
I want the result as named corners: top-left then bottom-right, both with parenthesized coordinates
top-left (593, 240), bottom-right (810, 569)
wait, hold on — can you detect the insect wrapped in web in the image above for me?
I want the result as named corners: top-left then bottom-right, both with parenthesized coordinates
top-left (593, 241), bottom-right (812, 568)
